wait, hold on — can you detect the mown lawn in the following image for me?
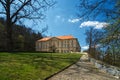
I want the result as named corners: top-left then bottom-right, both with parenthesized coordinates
top-left (0, 52), bottom-right (82, 80)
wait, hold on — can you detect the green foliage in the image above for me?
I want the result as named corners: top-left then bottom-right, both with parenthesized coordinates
top-left (0, 22), bottom-right (6, 50)
top-left (0, 19), bottom-right (42, 51)
top-left (0, 52), bottom-right (81, 80)
top-left (83, 0), bottom-right (120, 67)
top-left (16, 35), bottom-right (25, 50)
top-left (100, 0), bottom-right (120, 67)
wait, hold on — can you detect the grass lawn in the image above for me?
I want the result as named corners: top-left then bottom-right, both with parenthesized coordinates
top-left (0, 52), bottom-right (82, 80)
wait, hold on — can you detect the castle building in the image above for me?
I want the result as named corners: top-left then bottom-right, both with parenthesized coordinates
top-left (36, 35), bottom-right (81, 53)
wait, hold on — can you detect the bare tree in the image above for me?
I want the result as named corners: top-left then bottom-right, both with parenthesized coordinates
top-left (0, 0), bottom-right (56, 51)
top-left (85, 27), bottom-right (93, 55)
top-left (85, 27), bottom-right (104, 58)
top-left (78, 0), bottom-right (119, 21)
top-left (79, 0), bottom-right (120, 66)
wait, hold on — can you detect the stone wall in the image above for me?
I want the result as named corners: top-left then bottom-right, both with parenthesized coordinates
top-left (90, 58), bottom-right (120, 79)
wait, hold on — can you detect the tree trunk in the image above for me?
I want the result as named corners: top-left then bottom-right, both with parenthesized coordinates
top-left (6, 0), bottom-right (13, 51)
top-left (89, 28), bottom-right (93, 57)
top-left (6, 21), bottom-right (13, 51)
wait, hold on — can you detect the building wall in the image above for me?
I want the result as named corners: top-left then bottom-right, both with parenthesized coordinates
top-left (36, 37), bottom-right (81, 53)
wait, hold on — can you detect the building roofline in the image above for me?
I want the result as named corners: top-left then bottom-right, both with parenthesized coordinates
top-left (37, 35), bottom-right (75, 42)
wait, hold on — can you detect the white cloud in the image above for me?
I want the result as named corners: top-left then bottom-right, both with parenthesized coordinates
top-left (68, 18), bottom-right (81, 23)
top-left (93, 44), bottom-right (101, 48)
top-left (80, 21), bottom-right (109, 29)
top-left (81, 45), bottom-right (89, 50)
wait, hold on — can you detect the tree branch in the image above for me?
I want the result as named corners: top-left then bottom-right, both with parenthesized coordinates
top-left (0, 12), bottom-right (6, 14)
top-left (11, 0), bottom-right (31, 20)
top-left (78, 0), bottom-right (118, 20)
top-left (0, 0), bottom-right (7, 10)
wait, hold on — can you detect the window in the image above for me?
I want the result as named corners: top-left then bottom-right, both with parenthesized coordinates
top-left (65, 44), bottom-right (68, 48)
top-left (73, 40), bottom-right (76, 47)
top-left (71, 40), bottom-right (73, 47)
top-left (63, 43), bottom-right (65, 47)
top-left (39, 43), bottom-right (41, 48)
top-left (59, 41), bottom-right (61, 47)
top-left (61, 41), bottom-right (63, 47)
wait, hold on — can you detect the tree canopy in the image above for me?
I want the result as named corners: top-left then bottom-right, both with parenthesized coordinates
top-left (0, 0), bottom-right (56, 51)
top-left (0, 18), bottom-right (43, 51)
top-left (79, 0), bottom-right (120, 67)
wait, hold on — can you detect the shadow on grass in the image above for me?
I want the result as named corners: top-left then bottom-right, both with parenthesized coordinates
top-left (0, 52), bottom-right (81, 80)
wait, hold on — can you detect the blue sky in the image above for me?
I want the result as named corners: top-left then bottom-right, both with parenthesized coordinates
top-left (30, 0), bottom-right (110, 51)
top-left (44, 0), bottom-right (87, 50)
top-left (38, 0), bottom-right (110, 51)
top-left (0, 0), bottom-right (115, 51)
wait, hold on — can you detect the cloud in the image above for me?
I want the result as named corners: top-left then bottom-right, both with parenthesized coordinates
top-left (68, 18), bottom-right (81, 23)
top-left (93, 44), bottom-right (101, 48)
top-left (80, 21), bottom-right (109, 29)
top-left (81, 45), bottom-right (89, 50)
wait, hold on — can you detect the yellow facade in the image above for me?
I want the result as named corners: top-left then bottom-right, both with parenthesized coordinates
top-left (36, 36), bottom-right (81, 53)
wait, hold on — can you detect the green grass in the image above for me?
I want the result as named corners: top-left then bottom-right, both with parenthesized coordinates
top-left (0, 52), bottom-right (82, 80)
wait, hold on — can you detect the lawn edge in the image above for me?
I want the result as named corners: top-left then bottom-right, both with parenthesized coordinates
top-left (44, 58), bottom-right (80, 80)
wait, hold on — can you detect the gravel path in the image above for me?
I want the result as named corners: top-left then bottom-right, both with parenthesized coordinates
top-left (48, 53), bottom-right (119, 80)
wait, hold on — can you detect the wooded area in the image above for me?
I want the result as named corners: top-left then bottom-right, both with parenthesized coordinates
top-left (0, 0), bottom-right (55, 51)
top-left (79, 0), bottom-right (120, 67)
top-left (0, 17), bottom-right (42, 51)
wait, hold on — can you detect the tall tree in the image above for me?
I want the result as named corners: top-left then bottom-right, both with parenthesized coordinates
top-left (0, 0), bottom-right (55, 51)
top-left (85, 27), bottom-right (93, 55)
top-left (79, 0), bottom-right (120, 66)
top-left (85, 27), bottom-right (103, 58)
top-left (0, 19), bottom-right (43, 51)
top-left (78, 0), bottom-right (119, 21)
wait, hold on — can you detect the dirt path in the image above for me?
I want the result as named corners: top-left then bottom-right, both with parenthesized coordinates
top-left (48, 53), bottom-right (119, 80)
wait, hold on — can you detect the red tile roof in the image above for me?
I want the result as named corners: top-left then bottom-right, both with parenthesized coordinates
top-left (37, 37), bottom-right (51, 41)
top-left (56, 35), bottom-right (74, 40)
top-left (37, 35), bottom-right (74, 42)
